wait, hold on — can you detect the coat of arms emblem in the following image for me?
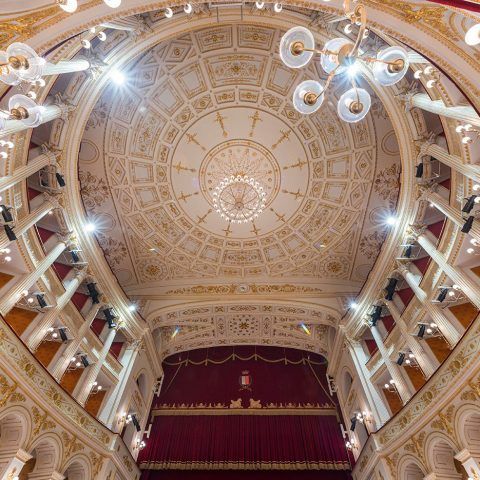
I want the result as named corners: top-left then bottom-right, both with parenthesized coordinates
top-left (239, 370), bottom-right (252, 391)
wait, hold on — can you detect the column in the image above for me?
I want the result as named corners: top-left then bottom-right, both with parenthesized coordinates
top-left (26, 268), bottom-right (88, 351)
top-left (455, 449), bottom-right (480, 479)
top-left (28, 471), bottom-right (65, 480)
top-left (43, 59), bottom-right (90, 76)
top-left (406, 93), bottom-right (480, 127)
top-left (50, 302), bottom-right (103, 381)
top-left (370, 325), bottom-right (414, 404)
top-left (397, 262), bottom-right (462, 345)
top-left (421, 188), bottom-right (480, 244)
top-left (0, 240), bottom-right (66, 315)
top-left (0, 102), bottom-right (73, 138)
top-left (0, 149), bottom-right (58, 193)
top-left (0, 449), bottom-right (32, 480)
top-left (384, 299), bottom-right (439, 377)
top-left (347, 340), bottom-right (391, 427)
top-left (98, 343), bottom-right (141, 428)
top-left (74, 327), bottom-right (117, 406)
top-left (414, 228), bottom-right (480, 309)
top-left (420, 142), bottom-right (480, 184)
top-left (0, 195), bottom-right (58, 249)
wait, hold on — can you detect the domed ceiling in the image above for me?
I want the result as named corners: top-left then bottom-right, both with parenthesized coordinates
top-left (78, 23), bottom-right (401, 316)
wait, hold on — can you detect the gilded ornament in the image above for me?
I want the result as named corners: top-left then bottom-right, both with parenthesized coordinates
top-left (31, 406), bottom-right (55, 436)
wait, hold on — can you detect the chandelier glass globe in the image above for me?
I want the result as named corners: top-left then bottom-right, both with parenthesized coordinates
top-left (0, 51), bottom-right (21, 85)
top-left (465, 23), bottom-right (480, 46)
top-left (103, 0), bottom-right (122, 7)
top-left (8, 94), bottom-right (44, 128)
top-left (373, 46), bottom-right (409, 86)
top-left (213, 175), bottom-right (267, 224)
top-left (280, 26), bottom-right (315, 69)
top-left (5, 42), bottom-right (45, 82)
top-left (337, 88), bottom-right (371, 123)
top-left (293, 80), bottom-right (325, 115)
top-left (320, 38), bottom-right (353, 75)
top-left (57, 0), bottom-right (78, 13)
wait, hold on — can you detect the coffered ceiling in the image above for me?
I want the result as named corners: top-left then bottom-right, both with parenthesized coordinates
top-left (78, 24), bottom-right (401, 300)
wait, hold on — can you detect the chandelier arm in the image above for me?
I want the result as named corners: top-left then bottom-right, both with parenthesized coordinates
top-left (307, 66), bottom-right (339, 103)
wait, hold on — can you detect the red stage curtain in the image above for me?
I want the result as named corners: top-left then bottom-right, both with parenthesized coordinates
top-left (139, 414), bottom-right (350, 471)
top-left (141, 470), bottom-right (352, 480)
top-left (427, 0), bottom-right (480, 13)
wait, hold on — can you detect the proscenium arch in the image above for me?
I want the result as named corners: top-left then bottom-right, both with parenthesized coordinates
top-left (50, 11), bottom-right (417, 341)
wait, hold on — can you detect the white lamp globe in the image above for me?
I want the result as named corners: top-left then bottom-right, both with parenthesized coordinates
top-left (6, 42), bottom-right (45, 81)
top-left (373, 46), bottom-right (409, 86)
top-left (293, 80), bottom-right (325, 115)
top-left (8, 94), bottom-right (44, 127)
top-left (465, 23), bottom-right (480, 46)
top-left (103, 0), bottom-right (122, 7)
top-left (57, 0), bottom-right (78, 12)
top-left (320, 37), bottom-right (353, 75)
top-left (337, 88), bottom-right (371, 123)
top-left (280, 26), bottom-right (315, 69)
top-left (0, 51), bottom-right (21, 85)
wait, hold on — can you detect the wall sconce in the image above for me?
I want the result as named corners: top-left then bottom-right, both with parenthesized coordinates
top-left (383, 379), bottom-right (397, 393)
top-left (135, 440), bottom-right (146, 450)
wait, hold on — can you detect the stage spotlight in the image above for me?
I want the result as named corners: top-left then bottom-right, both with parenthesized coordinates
top-left (462, 216), bottom-right (474, 234)
top-left (415, 163), bottom-right (424, 178)
top-left (56, 172), bottom-right (66, 187)
top-left (462, 195), bottom-right (476, 214)
top-left (4, 225), bottom-right (16, 241)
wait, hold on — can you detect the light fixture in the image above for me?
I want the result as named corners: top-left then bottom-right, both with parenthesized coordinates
top-left (128, 304), bottom-right (136, 312)
top-left (273, 3), bottom-right (283, 13)
top-left (90, 381), bottom-right (103, 395)
top-left (300, 323), bottom-right (311, 335)
top-left (165, 7), bottom-right (174, 18)
top-left (85, 222), bottom-right (96, 232)
top-left (386, 215), bottom-right (397, 226)
top-left (0, 43), bottom-right (46, 85)
top-left (465, 23), bottom-right (480, 46)
top-left (0, 94), bottom-right (45, 131)
top-left (103, 0), bottom-right (122, 7)
top-left (349, 301), bottom-right (358, 309)
top-left (81, 39), bottom-right (91, 49)
top-left (0, 247), bottom-right (12, 264)
top-left (184, 3), bottom-right (193, 13)
top-left (97, 32), bottom-right (107, 41)
top-left (109, 68), bottom-right (125, 85)
top-left (213, 175), bottom-right (267, 224)
top-left (136, 440), bottom-right (146, 450)
top-left (279, 2), bottom-right (409, 121)
top-left (255, 1), bottom-right (265, 8)
top-left (57, 0), bottom-right (78, 12)
top-left (456, 123), bottom-right (479, 144)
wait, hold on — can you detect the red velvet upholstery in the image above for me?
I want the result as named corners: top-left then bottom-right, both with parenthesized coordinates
top-left (109, 341), bottom-right (123, 359)
top-left (53, 262), bottom-right (72, 281)
top-left (36, 226), bottom-right (55, 243)
top-left (71, 292), bottom-right (89, 311)
top-left (413, 256), bottom-right (431, 275)
top-left (90, 318), bottom-right (105, 337)
top-left (382, 315), bottom-right (395, 334)
top-left (396, 287), bottom-right (414, 307)
top-left (427, 220), bottom-right (446, 239)
top-left (139, 347), bottom-right (350, 476)
top-left (364, 338), bottom-right (377, 357)
top-left (28, 187), bottom-right (42, 201)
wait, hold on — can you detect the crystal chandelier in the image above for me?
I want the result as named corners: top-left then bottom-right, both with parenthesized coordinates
top-left (279, 0), bottom-right (409, 122)
top-left (213, 175), bottom-right (267, 224)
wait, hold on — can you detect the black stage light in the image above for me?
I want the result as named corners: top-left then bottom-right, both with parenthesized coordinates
top-left (59, 327), bottom-right (68, 342)
top-left (415, 163), bottom-right (424, 178)
top-left (4, 225), bottom-right (16, 241)
top-left (36, 294), bottom-right (48, 308)
top-left (436, 288), bottom-right (448, 303)
top-left (384, 278), bottom-right (398, 301)
top-left (56, 172), bottom-right (66, 187)
top-left (417, 324), bottom-right (426, 338)
top-left (81, 355), bottom-right (89, 367)
top-left (397, 352), bottom-right (405, 366)
top-left (462, 196), bottom-right (476, 214)
top-left (86, 282), bottom-right (100, 303)
top-left (0, 205), bottom-right (14, 223)
top-left (462, 216), bottom-right (474, 234)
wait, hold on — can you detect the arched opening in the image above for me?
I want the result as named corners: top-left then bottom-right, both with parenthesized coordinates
top-left (403, 462), bottom-right (425, 480)
top-left (462, 412), bottom-right (480, 454)
top-left (136, 372), bottom-right (149, 402)
top-left (63, 460), bottom-right (87, 480)
top-left (22, 437), bottom-right (59, 480)
top-left (342, 371), bottom-right (353, 401)
top-left (429, 438), bottom-right (463, 479)
top-left (0, 412), bottom-right (28, 476)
